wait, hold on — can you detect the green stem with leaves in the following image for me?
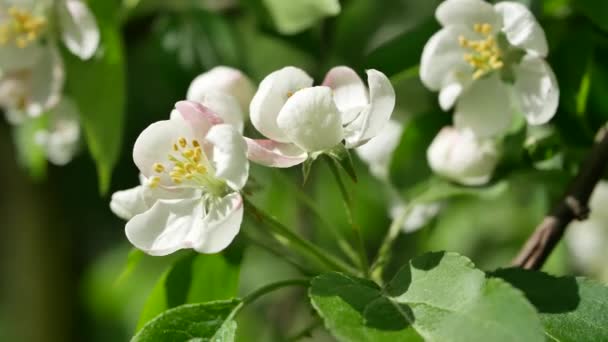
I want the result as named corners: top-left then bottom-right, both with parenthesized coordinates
top-left (244, 198), bottom-right (358, 276)
top-left (370, 204), bottom-right (412, 283)
top-left (324, 156), bottom-right (370, 277)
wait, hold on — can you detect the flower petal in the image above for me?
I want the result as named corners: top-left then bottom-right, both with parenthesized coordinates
top-left (276, 86), bottom-right (344, 152)
top-left (174, 100), bottom-right (223, 136)
top-left (0, 44), bottom-right (43, 71)
top-left (322, 66), bottom-right (369, 123)
top-left (250, 66), bottom-right (313, 142)
top-left (27, 44), bottom-right (65, 117)
top-left (188, 92), bottom-right (244, 133)
top-left (133, 119), bottom-right (194, 185)
top-left (57, 0), bottom-right (100, 60)
top-left (34, 97), bottom-right (80, 165)
top-left (454, 74), bottom-right (513, 138)
top-left (420, 26), bottom-right (472, 91)
top-left (187, 66), bottom-right (255, 113)
top-left (110, 185), bottom-right (147, 220)
top-left (439, 81), bottom-right (464, 111)
top-left (344, 69), bottom-right (396, 147)
top-left (245, 138), bottom-right (307, 168)
top-left (194, 192), bottom-right (243, 254)
top-left (427, 127), bottom-right (499, 185)
top-left (436, 0), bottom-right (500, 29)
top-left (513, 56), bottom-right (559, 126)
top-left (125, 197), bottom-right (204, 256)
top-left (205, 123), bottom-right (249, 190)
top-left (495, 2), bottom-right (548, 57)
top-left (355, 119), bottom-right (403, 180)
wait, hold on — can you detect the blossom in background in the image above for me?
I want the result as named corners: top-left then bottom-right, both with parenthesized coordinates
top-left (185, 66), bottom-right (256, 132)
top-left (356, 119), bottom-right (441, 233)
top-left (566, 181), bottom-right (608, 282)
top-left (427, 126), bottom-right (499, 185)
top-left (420, 0), bottom-right (558, 138)
top-left (246, 66), bottom-right (395, 168)
top-left (34, 98), bottom-right (81, 165)
top-left (0, 0), bottom-right (99, 117)
top-left (110, 101), bottom-right (249, 255)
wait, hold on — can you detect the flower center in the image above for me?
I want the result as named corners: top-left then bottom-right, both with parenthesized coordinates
top-left (149, 137), bottom-right (226, 195)
top-left (458, 23), bottom-right (504, 80)
top-left (0, 6), bottom-right (46, 48)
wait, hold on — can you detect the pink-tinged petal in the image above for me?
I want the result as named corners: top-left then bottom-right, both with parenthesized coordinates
top-left (495, 2), bottom-right (548, 57)
top-left (190, 92), bottom-right (245, 133)
top-left (175, 100), bottom-right (223, 128)
top-left (133, 119), bottom-right (194, 185)
top-left (276, 86), bottom-right (344, 152)
top-left (245, 138), bottom-right (307, 168)
top-left (250, 66), bottom-right (313, 143)
top-left (194, 192), bottom-right (243, 254)
top-left (57, 0), bottom-right (100, 60)
top-left (125, 197), bottom-right (205, 256)
top-left (436, 0), bottom-right (500, 29)
top-left (322, 66), bottom-right (368, 123)
top-left (187, 66), bottom-right (256, 113)
top-left (344, 69), bottom-right (395, 148)
top-left (205, 124), bottom-right (249, 190)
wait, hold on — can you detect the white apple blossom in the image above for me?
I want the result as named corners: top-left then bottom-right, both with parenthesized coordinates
top-left (427, 126), bottom-right (499, 185)
top-left (186, 66), bottom-right (256, 132)
top-left (356, 119), bottom-right (440, 233)
top-left (246, 66), bottom-right (395, 168)
top-left (566, 181), bottom-right (608, 281)
top-left (0, 0), bottom-right (99, 116)
top-left (110, 100), bottom-right (249, 255)
top-left (34, 97), bottom-right (81, 165)
top-left (421, 0), bottom-right (559, 138)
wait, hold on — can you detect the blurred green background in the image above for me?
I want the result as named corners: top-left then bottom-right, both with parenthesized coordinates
top-left (1, 0), bottom-right (608, 341)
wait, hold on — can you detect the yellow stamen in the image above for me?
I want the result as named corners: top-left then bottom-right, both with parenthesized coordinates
top-left (178, 137), bottom-right (187, 148)
top-left (0, 6), bottom-right (46, 48)
top-left (149, 176), bottom-right (160, 188)
top-left (458, 23), bottom-right (504, 80)
top-left (153, 163), bottom-right (165, 173)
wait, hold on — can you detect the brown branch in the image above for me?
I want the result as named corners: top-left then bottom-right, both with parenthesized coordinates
top-left (512, 128), bottom-right (608, 270)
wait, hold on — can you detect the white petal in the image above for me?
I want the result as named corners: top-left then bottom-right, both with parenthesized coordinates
top-left (344, 69), bottom-right (396, 147)
top-left (276, 86), bottom-right (344, 152)
top-left (322, 66), bottom-right (369, 123)
top-left (133, 119), bottom-right (194, 185)
top-left (205, 124), bottom-right (249, 190)
top-left (250, 66), bottom-right (313, 142)
top-left (439, 82), bottom-right (464, 111)
top-left (35, 97), bottom-right (80, 165)
top-left (110, 185), bottom-right (148, 220)
top-left (495, 2), bottom-right (548, 57)
top-left (454, 74), bottom-right (513, 138)
top-left (427, 127), bottom-right (499, 185)
top-left (187, 66), bottom-right (256, 113)
top-left (27, 45), bottom-right (65, 117)
top-left (57, 0), bottom-right (100, 60)
top-left (189, 92), bottom-right (244, 133)
top-left (513, 56), bottom-right (559, 126)
top-left (125, 197), bottom-right (204, 256)
top-left (245, 138), bottom-right (307, 168)
top-left (389, 200), bottom-right (441, 233)
top-left (436, 0), bottom-right (500, 29)
top-left (355, 119), bottom-right (403, 180)
top-left (194, 192), bottom-right (243, 254)
top-left (420, 26), bottom-right (472, 91)
top-left (174, 100), bottom-right (222, 136)
top-left (0, 44), bottom-right (43, 71)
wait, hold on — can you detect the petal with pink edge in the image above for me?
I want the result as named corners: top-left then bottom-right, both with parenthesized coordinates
top-left (245, 138), bottom-right (307, 168)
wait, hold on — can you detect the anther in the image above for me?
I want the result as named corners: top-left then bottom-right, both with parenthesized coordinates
top-left (153, 163), bottom-right (165, 173)
top-left (178, 137), bottom-right (187, 148)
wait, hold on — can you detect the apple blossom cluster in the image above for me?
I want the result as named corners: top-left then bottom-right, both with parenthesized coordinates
top-left (0, 0), bottom-right (100, 164)
top-left (111, 66), bottom-right (396, 255)
top-left (421, 0), bottom-right (558, 185)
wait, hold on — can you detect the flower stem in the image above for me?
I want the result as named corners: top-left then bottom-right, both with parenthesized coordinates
top-left (244, 198), bottom-right (358, 276)
top-left (274, 170), bottom-right (360, 266)
top-left (370, 204), bottom-right (411, 283)
top-left (324, 157), bottom-right (370, 277)
top-left (228, 279), bottom-right (310, 320)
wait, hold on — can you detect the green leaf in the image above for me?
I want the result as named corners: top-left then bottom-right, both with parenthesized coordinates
top-left (494, 268), bottom-right (608, 341)
top-left (262, 0), bottom-right (340, 35)
top-left (136, 252), bottom-right (241, 331)
top-left (388, 113), bottom-right (451, 191)
top-left (12, 114), bottom-right (48, 180)
top-left (114, 248), bottom-right (145, 287)
top-left (63, 14), bottom-right (125, 194)
top-left (310, 252), bottom-right (544, 342)
top-left (132, 300), bottom-right (240, 342)
top-left (572, 0), bottom-right (608, 32)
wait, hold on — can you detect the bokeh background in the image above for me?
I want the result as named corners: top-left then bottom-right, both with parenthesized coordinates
top-left (1, 0), bottom-right (607, 341)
